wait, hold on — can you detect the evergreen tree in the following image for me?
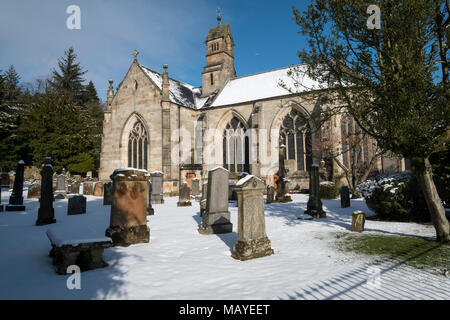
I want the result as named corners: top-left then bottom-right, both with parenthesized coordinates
top-left (82, 80), bottom-right (100, 104)
top-left (49, 47), bottom-right (87, 104)
top-left (3, 65), bottom-right (21, 101)
top-left (291, 0), bottom-right (449, 242)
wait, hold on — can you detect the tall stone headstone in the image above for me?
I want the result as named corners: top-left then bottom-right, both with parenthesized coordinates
top-left (27, 181), bottom-right (41, 199)
top-left (198, 167), bottom-right (232, 234)
top-left (304, 164), bottom-right (326, 218)
top-left (6, 160), bottom-right (26, 211)
top-left (340, 186), bottom-right (351, 208)
top-left (103, 181), bottom-right (113, 205)
top-left (54, 174), bottom-right (67, 199)
top-left (93, 182), bottom-right (104, 196)
top-left (274, 145), bottom-right (292, 203)
top-left (83, 182), bottom-right (94, 195)
top-left (9, 172), bottom-right (15, 190)
top-left (36, 157), bottom-right (56, 226)
top-left (147, 180), bottom-right (154, 215)
top-left (228, 181), bottom-right (237, 201)
top-left (232, 175), bottom-right (274, 261)
top-left (177, 182), bottom-right (192, 207)
top-left (105, 169), bottom-right (150, 246)
top-left (200, 182), bottom-right (207, 217)
top-left (69, 181), bottom-right (80, 194)
top-left (266, 186), bottom-right (274, 204)
top-left (192, 178), bottom-right (200, 200)
top-left (67, 195), bottom-right (87, 215)
top-left (150, 171), bottom-right (164, 204)
top-left (0, 172), bottom-right (9, 189)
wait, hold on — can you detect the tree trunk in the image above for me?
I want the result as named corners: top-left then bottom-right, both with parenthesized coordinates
top-left (411, 157), bottom-right (449, 243)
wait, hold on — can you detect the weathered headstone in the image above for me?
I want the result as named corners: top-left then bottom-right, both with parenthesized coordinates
top-left (69, 181), bottom-right (80, 194)
top-left (266, 186), bottom-right (274, 204)
top-left (200, 182), bottom-right (207, 217)
top-left (54, 174), bottom-right (67, 199)
top-left (0, 172), bottom-right (10, 189)
top-left (192, 178), bottom-right (200, 200)
top-left (198, 167), bottom-right (232, 234)
top-left (147, 180), bottom-right (154, 215)
top-left (340, 185), bottom-right (351, 208)
top-left (73, 175), bottom-right (82, 183)
top-left (303, 164), bottom-right (326, 218)
top-left (86, 171), bottom-right (93, 179)
top-left (9, 172), bottom-right (15, 190)
top-left (105, 168), bottom-right (150, 246)
top-left (150, 171), bottom-right (164, 204)
top-left (27, 182), bottom-right (41, 199)
top-left (6, 160), bottom-right (26, 211)
top-left (232, 175), bottom-right (274, 261)
top-left (228, 181), bottom-right (237, 201)
top-left (351, 211), bottom-right (366, 232)
top-left (93, 182), bottom-right (104, 196)
top-left (103, 181), bottom-right (113, 205)
top-left (177, 182), bottom-right (192, 207)
top-left (83, 181), bottom-right (94, 195)
top-left (36, 157), bottom-right (56, 225)
top-left (67, 195), bottom-right (87, 215)
top-left (274, 145), bottom-right (292, 203)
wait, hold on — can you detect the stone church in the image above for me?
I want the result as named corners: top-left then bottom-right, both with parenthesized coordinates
top-left (99, 16), bottom-right (406, 195)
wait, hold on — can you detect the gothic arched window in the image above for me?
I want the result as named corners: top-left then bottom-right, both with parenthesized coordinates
top-left (223, 117), bottom-right (249, 173)
top-left (279, 109), bottom-right (312, 171)
top-left (128, 120), bottom-right (148, 170)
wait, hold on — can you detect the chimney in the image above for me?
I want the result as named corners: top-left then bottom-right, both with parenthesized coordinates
top-left (162, 64), bottom-right (170, 102)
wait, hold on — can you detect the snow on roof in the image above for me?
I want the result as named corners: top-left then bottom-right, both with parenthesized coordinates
top-left (211, 65), bottom-right (324, 107)
top-left (140, 65), bottom-right (200, 109)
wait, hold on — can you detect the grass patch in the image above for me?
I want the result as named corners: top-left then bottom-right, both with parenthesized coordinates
top-left (335, 233), bottom-right (450, 274)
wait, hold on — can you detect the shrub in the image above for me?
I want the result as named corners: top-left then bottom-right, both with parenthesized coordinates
top-left (67, 153), bottom-right (94, 174)
top-left (319, 181), bottom-right (339, 199)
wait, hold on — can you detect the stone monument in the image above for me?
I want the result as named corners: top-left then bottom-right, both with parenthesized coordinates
top-left (232, 175), bottom-right (274, 261)
top-left (177, 182), bottom-right (192, 207)
top-left (105, 168), bottom-right (150, 246)
top-left (54, 173), bottom-right (67, 199)
top-left (198, 167), bottom-right (232, 234)
top-left (340, 185), bottom-right (351, 208)
top-left (274, 144), bottom-right (292, 203)
top-left (67, 195), bottom-right (87, 215)
top-left (200, 181), bottom-right (207, 217)
top-left (93, 182), bottom-right (104, 196)
top-left (6, 160), bottom-right (26, 211)
top-left (303, 164), bottom-right (326, 218)
top-left (36, 157), bottom-right (56, 225)
top-left (150, 171), bottom-right (164, 204)
top-left (147, 180), bottom-right (154, 215)
top-left (103, 181), bottom-right (113, 205)
top-left (27, 181), bottom-right (41, 199)
top-left (351, 211), bottom-right (366, 232)
top-left (266, 186), bottom-right (274, 204)
top-left (192, 178), bottom-right (201, 200)
top-left (83, 181), bottom-right (94, 195)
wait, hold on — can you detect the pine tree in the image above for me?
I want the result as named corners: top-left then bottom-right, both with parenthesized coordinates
top-left (49, 47), bottom-right (87, 104)
top-left (3, 65), bottom-right (21, 101)
top-left (82, 80), bottom-right (100, 104)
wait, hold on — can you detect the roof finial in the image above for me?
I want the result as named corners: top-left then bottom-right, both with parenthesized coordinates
top-left (217, 7), bottom-right (222, 26)
top-left (133, 49), bottom-right (139, 61)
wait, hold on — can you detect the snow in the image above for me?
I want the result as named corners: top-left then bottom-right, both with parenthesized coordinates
top-left (0, 185), bottom-right (448, 300)
top-left (47, 226), bottom-right (112, 247)
top-left (236, 174), bottom-right (254, 186)
top-left (211, 65), bottom-right (324, 107)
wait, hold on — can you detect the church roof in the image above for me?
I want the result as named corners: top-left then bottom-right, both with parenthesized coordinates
top-left (210, 65), bottom-right (324, 107)
top-left (139, 64), bottom-right (324, 110)
top-left (205, 23), bottom-right (233, 44)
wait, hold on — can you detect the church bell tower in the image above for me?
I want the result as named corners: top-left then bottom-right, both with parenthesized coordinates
top-left (201, 13), bottom-right (236, 96)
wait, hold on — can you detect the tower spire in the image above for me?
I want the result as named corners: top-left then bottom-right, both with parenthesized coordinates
top-left (217, 7), bottom-right (221, 26)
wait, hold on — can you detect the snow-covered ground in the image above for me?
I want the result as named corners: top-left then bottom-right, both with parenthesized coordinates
top-left (0, 185), bottom-right (448, 300)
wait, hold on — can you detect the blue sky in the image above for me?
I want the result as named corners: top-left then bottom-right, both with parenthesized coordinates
top-left (0, 0), bottom-right (310, 101)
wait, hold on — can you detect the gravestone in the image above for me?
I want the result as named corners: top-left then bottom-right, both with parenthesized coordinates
top-left (198, 167), bottom-right (232, 234)
top-left (69, 181), bottom-right (80, 194)
top-left (150, 171), bottom-right (164, 204)
top-left (232, 175), bottom-right (274, 261)
top-left (83, 182), bottom-right (94, 195)
top-left (9, 172), bottom-right (15, 190)
top-left (86, 171), bottom-right (92, 179)
top-left (6, 160), bottom-right (26, 211)
top-left (303, 164), bottom-right (326, 218)
top-left (351, 211), bottom-right (366, 232)
top-left (177, 182), bottom-right (192, 207)
top-left (67, 195), bottom-right (87, 215)
top-left (274, 145), bottom-right (292, 202)
top-left (340, 186), bottom-right (351, 208)
top-left (27, 182), bottom-right (41, 199)
top-left (54, 174), bottom-right (67, 199)
top-left (200, 182), bottom-right (207, 217)
top-left (73, 175), bottom-right (82, 183)
top-left (147, 180), bottom-right (154, 215)
top-left (93, 182), bottom-right (104, 196)
top-left (105, 168), bottom-right (150, 246)
top-left (228, 181), bottom-right (237, 201)
top-left (103, 181), bottom-right (113, 205)
top-left (266, 186), bottom-right (274, 204)
top-left (36, 157), bottom-right (56, 226)
top-left (0, 172), bottom-right (9, 189)
top-left (192, 178), bottom-right (200, 200)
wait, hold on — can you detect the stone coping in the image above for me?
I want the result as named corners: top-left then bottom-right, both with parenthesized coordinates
top-left (47, 226), bottom-right (112, 247)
